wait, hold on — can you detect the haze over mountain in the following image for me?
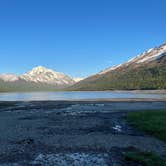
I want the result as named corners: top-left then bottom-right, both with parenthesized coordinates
top-left (69, 42), bottom-right (166, 91)
top-left (0, 66), bottom-right (75, 92)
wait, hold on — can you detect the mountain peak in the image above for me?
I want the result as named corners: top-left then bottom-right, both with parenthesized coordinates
top-left (33, 66), bottom-right (47, 70)
top-left (31, 66), bottom-right (53, 73)
top-left (20, 66), bottom-right (75, 85)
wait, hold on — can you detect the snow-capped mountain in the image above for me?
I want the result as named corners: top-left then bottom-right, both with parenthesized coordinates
top-left (0, 66), bottom-right (76, 91)
top-left (20, 66), bottom-right (75, 85)
top-left (70, 42), bottom-right (166, 90)
top-left (99, 42), bottom-right (166, 75)
top-left (0, 74), bottom-right (19, 82)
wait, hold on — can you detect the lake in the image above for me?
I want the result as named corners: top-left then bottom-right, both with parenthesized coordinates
top-left (0, 91), bottom-right (165, 101)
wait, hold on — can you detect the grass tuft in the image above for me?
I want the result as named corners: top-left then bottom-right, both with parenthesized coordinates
top-left (127, 110), bottom-right (166, 142)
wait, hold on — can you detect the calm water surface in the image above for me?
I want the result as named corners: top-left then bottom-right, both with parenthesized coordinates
top-left (0, 91), bottom-right (165, 101)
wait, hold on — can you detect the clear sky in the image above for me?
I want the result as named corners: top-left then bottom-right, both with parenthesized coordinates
top-left (0, 0), bottom-right (165, 78)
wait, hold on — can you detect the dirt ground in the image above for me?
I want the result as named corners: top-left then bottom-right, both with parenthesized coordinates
top-left (0, 101), bottom-right (166, 166)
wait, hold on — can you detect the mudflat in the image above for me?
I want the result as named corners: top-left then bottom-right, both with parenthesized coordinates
top-left (0, 100), bottom-right (166, 165)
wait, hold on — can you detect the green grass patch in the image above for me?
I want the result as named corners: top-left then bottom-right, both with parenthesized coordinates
top-left (127, 110), bottom-right (166, 142)
top-left (124, 151), bottom-right (166, 166)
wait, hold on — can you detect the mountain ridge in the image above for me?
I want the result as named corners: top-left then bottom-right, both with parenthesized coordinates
top-left (20, 66), bottom-right (75, 85)
top-left (0, 42), bottom-right (166, 92)
top-left (98, 42), bottom-right (166, 75)
top-left (0, 66), bottom-right (75, 92)
top-left (69, 42), bottom-right (166, 91)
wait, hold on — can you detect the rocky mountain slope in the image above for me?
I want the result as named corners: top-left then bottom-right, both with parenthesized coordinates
top-left (0, 66), bottom-right (75, 92)
top-left (20, 66), bottom-right (75, 85)
top-left (69, 42), bottom-right (166, 90)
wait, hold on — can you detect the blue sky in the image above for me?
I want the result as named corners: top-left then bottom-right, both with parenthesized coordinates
top-left (0, 0), bottom-right (165, 78)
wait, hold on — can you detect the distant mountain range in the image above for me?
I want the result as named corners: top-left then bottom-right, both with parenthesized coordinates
top-left (69, 42), bottom-right (166, 91)
top-left (0, 42), bottom-right (166, 92)
top-left (0, 66), bottom-right (76, 92)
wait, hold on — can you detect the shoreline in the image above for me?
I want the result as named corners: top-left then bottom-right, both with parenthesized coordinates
top-left (0, 98), bottom-right (166, 102)
top-left (0, 89), bottom-right (166, 93)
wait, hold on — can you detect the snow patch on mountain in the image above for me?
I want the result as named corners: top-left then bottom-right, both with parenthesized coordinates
top-left (98, 64), bottom-right (123, 75)
top-left (73, 78), bottom-right (84, 82)
top-left (136, 51), bottom-right (166, 63)
top-left (98, 43), bottom-right (166, 75)
top-left (0, 74), bottom-right (19, 82)
top-left (20, 66), bottom-right (75, 85)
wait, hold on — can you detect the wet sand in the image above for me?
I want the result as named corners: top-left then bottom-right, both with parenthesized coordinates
top-left (0, 100), bottom-right (166, 165)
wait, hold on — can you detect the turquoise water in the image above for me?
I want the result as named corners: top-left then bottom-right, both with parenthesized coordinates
top-left (0, 91), bottom-right (165, 101)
